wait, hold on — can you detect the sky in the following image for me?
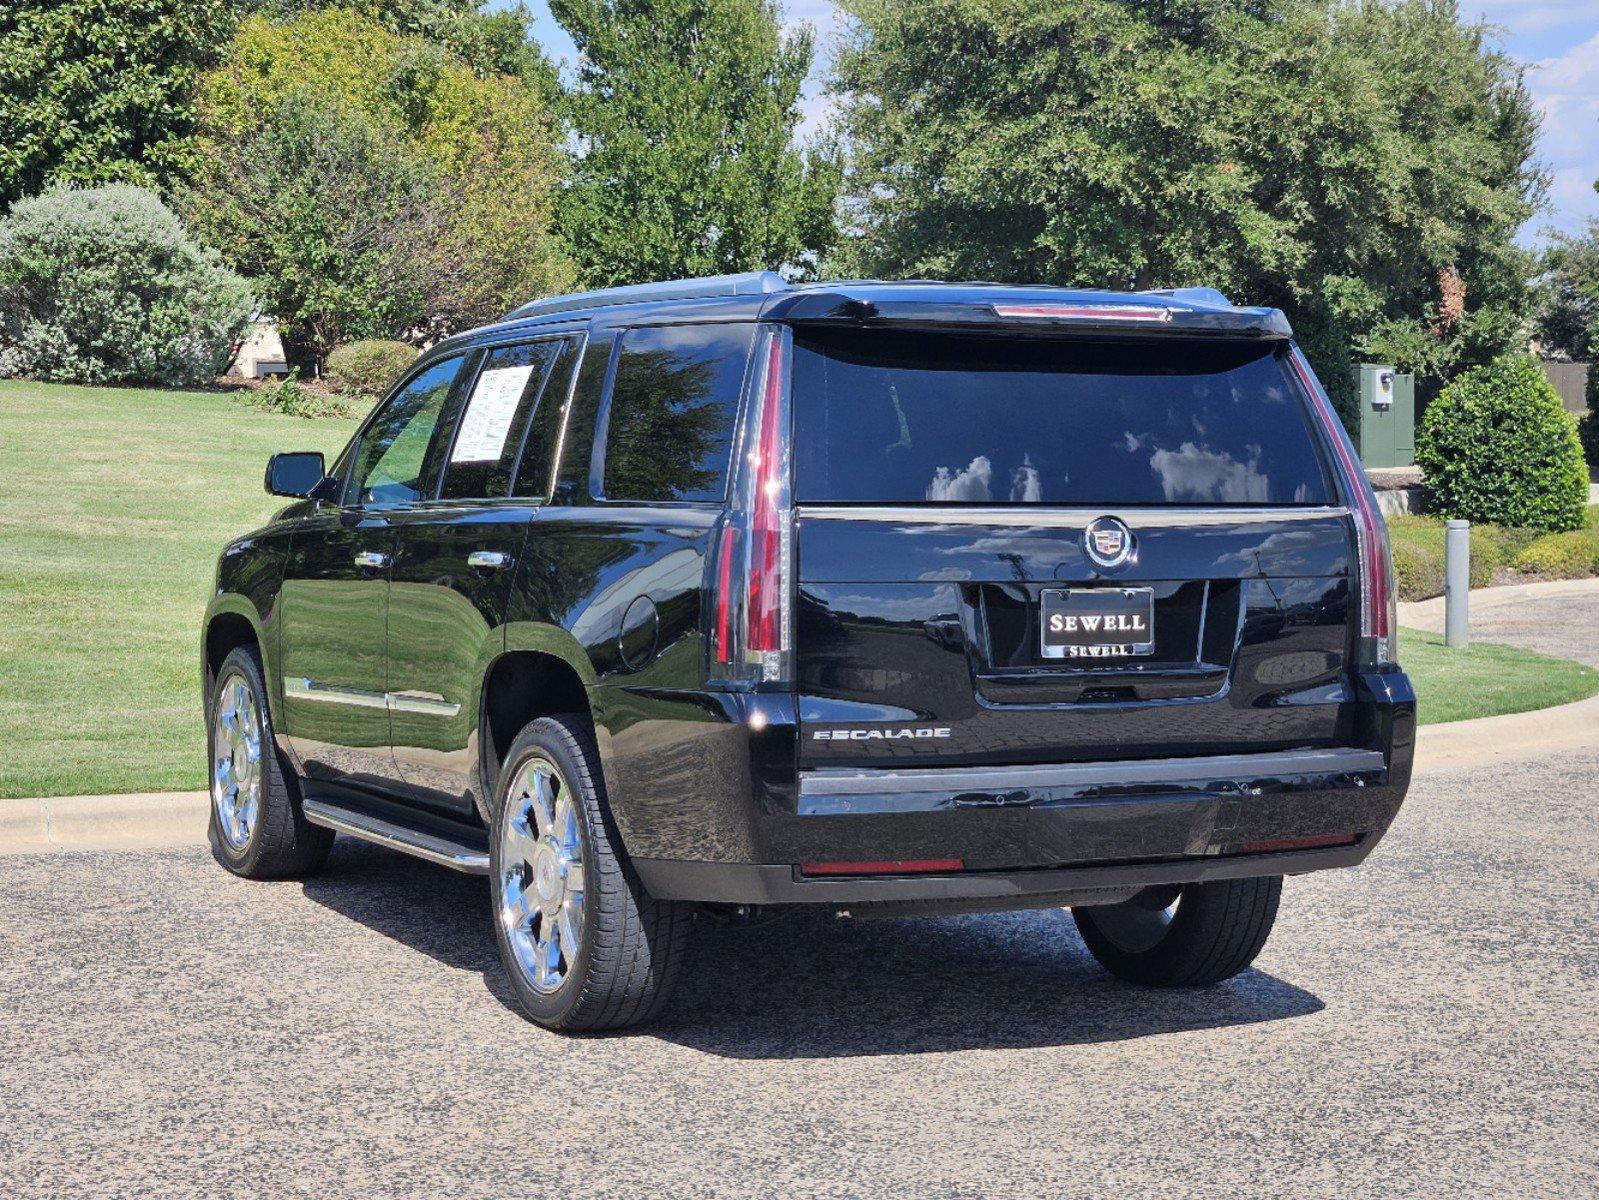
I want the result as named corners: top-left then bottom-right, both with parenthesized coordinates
top-left (503, 0), bottom-right (1599, 244)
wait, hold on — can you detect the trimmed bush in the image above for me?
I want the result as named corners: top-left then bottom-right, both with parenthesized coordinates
top-left (327, 339), bottom-right (417, 396)
top-left (1391, 540), bottom-right (1444, 601)
top-left (1386, 514), bottom-right (1495, 589)
top-left (1415, 354), bottom-right (1589, 533)
top-left (0, 184), bottom-right (253, 386)
top-left (1512, 528), bottom-right (1599, 579)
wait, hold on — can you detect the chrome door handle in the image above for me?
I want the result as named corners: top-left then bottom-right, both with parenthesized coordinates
top-left (467, 550), bottom-right (512, 570)
top-left (354, 550), bottom-right (390, 569)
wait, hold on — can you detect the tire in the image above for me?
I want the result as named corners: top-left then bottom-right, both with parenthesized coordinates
top-left (489, 714), bottom-right (689, 1032)
top-left (206, 645), bottom-right (333, 879)
top-left (1072, 876), bottom-right (1282, 987)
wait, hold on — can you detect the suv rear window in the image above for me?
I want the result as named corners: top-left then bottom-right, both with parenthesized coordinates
top-left (791, 331), bottom-right (1332, 506)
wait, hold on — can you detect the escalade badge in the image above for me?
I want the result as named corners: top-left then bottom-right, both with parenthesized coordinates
top-left (1083, 516), bottom-right (1135, 569)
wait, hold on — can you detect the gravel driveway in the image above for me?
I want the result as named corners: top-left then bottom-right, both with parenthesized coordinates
top-left (2, 745), bottom-right (1595, 1199)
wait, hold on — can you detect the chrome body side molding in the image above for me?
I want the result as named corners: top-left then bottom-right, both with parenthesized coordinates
top-left (286, 678), bottom-right (461, 718)
top-left (286, 677), bottom-right (388, 710)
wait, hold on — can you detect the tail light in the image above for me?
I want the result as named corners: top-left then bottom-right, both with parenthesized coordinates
top-left (1289, 350), bottom-right (1398, 668)
top-left (709, 325), bottom-right (793, 687)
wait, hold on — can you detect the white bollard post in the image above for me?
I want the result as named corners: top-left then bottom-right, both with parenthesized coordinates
top-left (1444, 519), bottom-right (1470, 648)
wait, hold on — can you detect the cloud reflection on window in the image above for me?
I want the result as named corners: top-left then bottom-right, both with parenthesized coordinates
top-left (1147, 441), bottom-right (1272, 503)
top-left (926, 455), bottom-right (993, 501)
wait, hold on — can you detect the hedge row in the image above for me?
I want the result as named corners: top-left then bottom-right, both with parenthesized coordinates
top-left (1387, 510), bottom-right (1599, 601)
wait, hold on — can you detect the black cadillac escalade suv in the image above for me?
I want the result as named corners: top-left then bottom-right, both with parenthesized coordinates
top-left (202, 273), bottom-right (1414, 1031)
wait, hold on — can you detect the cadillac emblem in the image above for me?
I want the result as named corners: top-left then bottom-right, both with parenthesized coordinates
top-left (1083, 516), bottom-right (1135, 570)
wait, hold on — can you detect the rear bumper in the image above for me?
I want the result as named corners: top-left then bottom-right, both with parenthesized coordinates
top-left (598, 671), bottom-right (1415, 907)
top-left (630, 735), bottom-right (1412, 907)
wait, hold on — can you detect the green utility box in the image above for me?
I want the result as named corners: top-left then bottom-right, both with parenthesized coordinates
top-left (1355, 363), bottom-right (1415, 468)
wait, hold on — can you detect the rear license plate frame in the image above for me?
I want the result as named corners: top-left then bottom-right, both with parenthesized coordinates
top-left (1040, 587), bottom-right (1156, 660)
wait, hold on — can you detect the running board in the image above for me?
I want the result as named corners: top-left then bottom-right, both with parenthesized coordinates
top-left (301, 796), bottom-right (490, 875)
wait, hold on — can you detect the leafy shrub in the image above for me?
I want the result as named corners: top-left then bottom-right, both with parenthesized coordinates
top-left (1391, 540), bottom-right (1444, 601)
top-left (1386, 514), bottom-right (1494, 589)
top-left (1580, 411), bottom-right (1599, 472)
top-left (247, 373), bottom-right (352, 420)
top-left (0, 184), bottom-right (253, 386)
top-left (1483, 523), bottom-right (1541, 566)
top-left (327, 339), bottom-right (417, 396)
top-left (1512, 528), bottom-right (1599, 579)
top-left (1416, 354), bottom-right (1589, 533)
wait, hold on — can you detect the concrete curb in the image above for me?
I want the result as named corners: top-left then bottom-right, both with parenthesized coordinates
top-left (1413, 690), bottom-right (1599, 773)
top-left (0, 791), bottom-right (207, 855)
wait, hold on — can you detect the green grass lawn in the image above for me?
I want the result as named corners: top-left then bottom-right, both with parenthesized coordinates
top-left (1398, 628), bottom-right (1599, 725)
top-left (0, 379), bottom-right (362, 798)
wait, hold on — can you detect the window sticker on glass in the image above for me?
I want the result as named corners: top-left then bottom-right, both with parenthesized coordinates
top-left (451, 365), bottom-right (536, 463)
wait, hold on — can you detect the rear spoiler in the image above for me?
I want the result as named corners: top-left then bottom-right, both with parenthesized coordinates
top-left (762, 286), bottom-right (1291, 339)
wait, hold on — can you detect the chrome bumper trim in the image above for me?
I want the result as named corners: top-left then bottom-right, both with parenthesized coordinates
top-left (797, 505), bottom-right (1349, 529)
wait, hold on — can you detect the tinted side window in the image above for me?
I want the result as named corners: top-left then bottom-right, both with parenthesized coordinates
top-left (345, 356), bottom-right (465, 506)
top-left (598, 323), bottom-right (755, 503)
top-left (512, 337), bottom-right (582, 499)
top-left (547, 332), bottom-right (616, 502)
top-left (439, 339), bottom-right (566, 501)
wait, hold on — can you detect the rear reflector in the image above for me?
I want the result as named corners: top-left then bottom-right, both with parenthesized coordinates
top-left (993, 303), bottom-right (1174, 322)
top-left (1233, 833), bottom-right (1360, 856)
top-left (800, 859), bottom-right (966, 877)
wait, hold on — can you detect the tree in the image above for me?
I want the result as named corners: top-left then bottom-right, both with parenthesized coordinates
top-left (0, 0), bottom-right (233, 208)
top-left (1534, 216), bottom-right (1599, 363)
top-left (831, 0), bottom-right (1544, 420)
top-left (235, 0), bottom-right (557, 88)
top-left (552, 0), bottom-right (839, 286)
top-left (188, 9), bottom-right (573, 371)
top-left (185, 95), bottom-right (453, 372)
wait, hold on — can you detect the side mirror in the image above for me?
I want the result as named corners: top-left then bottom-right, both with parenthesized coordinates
top-left (265, 452), bottom-right (335, 500)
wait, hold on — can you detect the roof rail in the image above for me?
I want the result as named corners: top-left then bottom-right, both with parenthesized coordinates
top-left (505, 271), bottom-right (790, 321)
top-left (1140, 286), bottom-right (1234, 308)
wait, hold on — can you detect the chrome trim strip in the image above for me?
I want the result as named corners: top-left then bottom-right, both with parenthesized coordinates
top-left (797, 505), bottom-right (1350, 529)
top-left (286, 678), bottom-right (461, 717)
top-left (285, 677), bottom-right (388, 710)
top-left (800, 748), bottom-right (1387, 805)
top-left (387, 690), bottom-right (463, 718)
top-left (301, 799), bottom-right (489, 874)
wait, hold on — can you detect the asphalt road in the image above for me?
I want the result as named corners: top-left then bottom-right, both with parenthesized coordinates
top-left (2, 747), bottom-right (1596, 1199)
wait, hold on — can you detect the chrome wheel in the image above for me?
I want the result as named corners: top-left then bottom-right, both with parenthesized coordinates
top-left (211, 672), bottom-right (262, 851)
top-left (498, 756), bottom-right (586, 994)
top-left (1088, 885), bottom-right (1183, 954)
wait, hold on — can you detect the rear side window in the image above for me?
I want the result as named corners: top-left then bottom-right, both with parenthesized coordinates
top-left (597, 323), bottom-right (755, 503)
top-left (791, 331), bottom-right (1333, 506)
top-left (439, 338), bottom-right (567, 500)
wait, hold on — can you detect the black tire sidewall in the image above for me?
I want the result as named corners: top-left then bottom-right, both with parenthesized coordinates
top-left (1074, 876), bottom-right (1282, 987)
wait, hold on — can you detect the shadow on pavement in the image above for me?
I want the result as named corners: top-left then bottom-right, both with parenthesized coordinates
top-left (302, 840), bottom-right (1323, 1059)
